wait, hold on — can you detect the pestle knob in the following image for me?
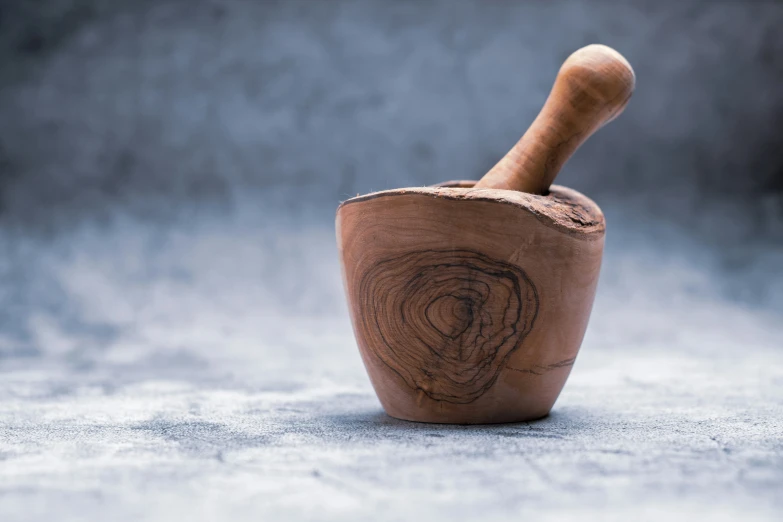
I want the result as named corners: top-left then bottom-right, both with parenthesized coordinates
top-left (474, 44), bottom-right (635, 195)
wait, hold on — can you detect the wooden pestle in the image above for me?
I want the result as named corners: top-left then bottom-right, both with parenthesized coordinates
top-left (474, 44), bottom-right (635, 195)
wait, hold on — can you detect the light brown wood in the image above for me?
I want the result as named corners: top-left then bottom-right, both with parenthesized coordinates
top-left (474, 44), bottom-right (635, 194)
top-left (337, 183), bottom-right (605, 424)
top-left (336, 45), bottom-right (633, 424)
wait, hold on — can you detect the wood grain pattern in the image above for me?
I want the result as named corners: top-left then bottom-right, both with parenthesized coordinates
top-left (474, 44), bottom-right (635, 194)
top-left (358, 248), bottom-right (539, 404)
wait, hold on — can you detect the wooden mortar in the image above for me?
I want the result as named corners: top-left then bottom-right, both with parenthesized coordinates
top-left (336, 45), bottom-right (635, 424)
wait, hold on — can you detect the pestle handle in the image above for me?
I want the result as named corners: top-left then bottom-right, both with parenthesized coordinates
top-left (474, 44), bottom-right (635, 195)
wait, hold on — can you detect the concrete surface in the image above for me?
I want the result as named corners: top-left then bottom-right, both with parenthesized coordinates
top-left (1, 208), bottom-right (781, 521)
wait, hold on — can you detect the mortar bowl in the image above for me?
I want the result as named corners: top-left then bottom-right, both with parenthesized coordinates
top-left (336, 181), bottom-right (605, 424)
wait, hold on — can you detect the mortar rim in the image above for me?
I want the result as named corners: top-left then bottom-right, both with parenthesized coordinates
top-left (337, 180), bottom-right (605, 239)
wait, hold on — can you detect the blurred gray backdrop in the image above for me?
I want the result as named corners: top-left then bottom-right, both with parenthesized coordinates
top-left (1, 0), bottom-right (782, 227)
top-left (0, 0), bottom-right (782, 365)
top-left (1, 0), bottom-right (782, 376)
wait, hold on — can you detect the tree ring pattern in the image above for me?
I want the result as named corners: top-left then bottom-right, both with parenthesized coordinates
top-left (358, 249), bottom-right (539, 404)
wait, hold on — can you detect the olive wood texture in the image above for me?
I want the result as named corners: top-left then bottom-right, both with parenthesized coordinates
top-left (336, 45), bottom-right (633, 424)
top-left (474, 44), bottom-right (635, 194)
top-left (337, 182), bottom-right (604, 423)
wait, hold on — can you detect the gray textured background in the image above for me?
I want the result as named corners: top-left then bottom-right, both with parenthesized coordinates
top-left (1, 1), bottom-right (782, 520)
